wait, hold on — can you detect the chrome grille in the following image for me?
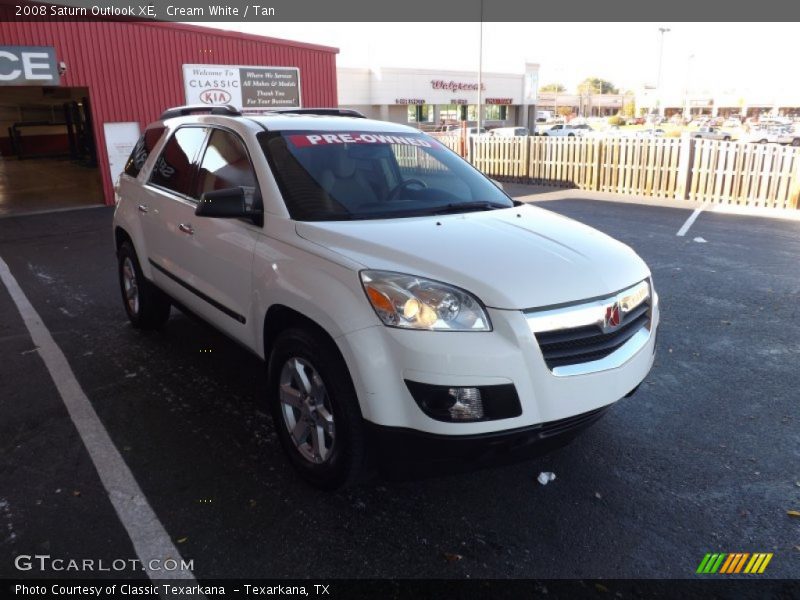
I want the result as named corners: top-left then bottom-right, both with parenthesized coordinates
top-left (525, 280), bottom-right (653, 377)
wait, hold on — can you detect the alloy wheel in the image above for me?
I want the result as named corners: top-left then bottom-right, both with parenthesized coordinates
top-left (279, 357), bottom-right (336, 464)
top-left (122, 257), bottom-right (139, 315)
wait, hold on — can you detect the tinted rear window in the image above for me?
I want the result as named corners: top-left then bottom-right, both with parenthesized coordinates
top-left (149, 127), bottom-right (208, 197)
top-left (123, 126), bottom-right (165, 178)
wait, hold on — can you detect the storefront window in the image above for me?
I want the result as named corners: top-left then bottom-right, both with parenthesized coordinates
top-left (484, 105), bottom-right (508, 121)
top-left (407, 105), bottom-right (434, 123)
top-left (439, 105), bottom-right (460, 122)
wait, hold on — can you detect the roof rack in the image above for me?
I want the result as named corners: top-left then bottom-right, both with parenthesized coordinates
top-left (160, 105), bottom-right (242, 120)
top-left (263, 108), bottom-right (366, 118)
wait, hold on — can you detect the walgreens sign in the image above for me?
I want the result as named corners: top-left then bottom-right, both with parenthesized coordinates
top-left (430, 79), bottom-right (486, 92)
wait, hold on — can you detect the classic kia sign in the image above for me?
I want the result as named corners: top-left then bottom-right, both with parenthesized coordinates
top-left (183, 64), bottom-right (301, 110)
top-left (0, 46), bottom-right (60, 85)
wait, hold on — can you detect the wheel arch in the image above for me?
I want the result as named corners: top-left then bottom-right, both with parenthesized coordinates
top-left (263, 304), bottom-right (341, 362)
top-left (262, 304), bottom-right (368, 419)
top-left (114, 224), bottom-right (156, 282)
top-left (114, 225), bottom-right (133, 252)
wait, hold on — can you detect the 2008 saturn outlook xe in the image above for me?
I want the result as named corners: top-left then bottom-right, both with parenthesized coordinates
top-left (113, 105), bottom-right (659, 489)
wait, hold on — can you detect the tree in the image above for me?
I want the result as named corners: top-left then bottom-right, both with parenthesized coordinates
top-left (557, 106), bottom-right (573, 118)
top-left (577, 77), bottom-right (618, 95)
top-left (622, 92), bottom-right (636, 117)
top-left (539, 83), bottom-right (566, 93)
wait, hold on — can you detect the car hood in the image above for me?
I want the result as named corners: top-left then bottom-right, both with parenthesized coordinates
top-left (295, 204), bottom-right (650, 310)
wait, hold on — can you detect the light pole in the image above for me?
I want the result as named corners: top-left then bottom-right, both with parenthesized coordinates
top-left (656, 27), bottom-right (670, 116)
top-left (476, 0), bottom-right (483, 133)
top-left (683, 53), bottom-right (695, 120)
top-left (554, 88), bottom-right (558, 119)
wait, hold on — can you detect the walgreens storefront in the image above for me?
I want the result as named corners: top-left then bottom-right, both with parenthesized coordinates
top-left (338, 64), bottom-right (539, 131)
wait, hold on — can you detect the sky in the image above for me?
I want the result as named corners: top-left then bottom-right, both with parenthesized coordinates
top-left (203, 22), bottom-right (800, 101)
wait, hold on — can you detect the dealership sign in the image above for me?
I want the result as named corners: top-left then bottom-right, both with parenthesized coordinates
top-left (0, 46), bottom-right (60, 85)
top-left (183, 64), bottom-right (301, 110)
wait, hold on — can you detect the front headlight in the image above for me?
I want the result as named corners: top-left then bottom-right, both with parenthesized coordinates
top-left (360, 270), bottom-right (491, 331)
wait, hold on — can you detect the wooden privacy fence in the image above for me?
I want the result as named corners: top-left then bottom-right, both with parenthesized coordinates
top-left (432, 135), bottom-right (800, 209)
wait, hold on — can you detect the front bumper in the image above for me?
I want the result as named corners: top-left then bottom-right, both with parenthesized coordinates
top-left (338, 295), bottom-right (659, 437)
top-left (365, 404), bottom-right (613, 476)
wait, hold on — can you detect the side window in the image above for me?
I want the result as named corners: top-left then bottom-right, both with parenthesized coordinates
top-left (123, 126), bottom-right (165, 178)
top-left (196, 129), bottom-right (257, 197)
top-left (148, 127), bottom-right (207, 197)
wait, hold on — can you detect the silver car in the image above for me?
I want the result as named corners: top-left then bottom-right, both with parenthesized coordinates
top-left (693, 127), bottom-right (734, 141)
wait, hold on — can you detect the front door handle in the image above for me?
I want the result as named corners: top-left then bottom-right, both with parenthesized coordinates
top-left (138, 204), bottom-right (148, 214)
top-left (178, 223), bottom-right (194, 235)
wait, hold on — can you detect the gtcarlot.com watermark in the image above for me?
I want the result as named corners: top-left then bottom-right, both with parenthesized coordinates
top-left (13, 554), bottom-right (194, 573)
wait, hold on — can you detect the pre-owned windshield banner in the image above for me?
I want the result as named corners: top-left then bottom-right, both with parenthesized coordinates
top-left (287, 132), bottom-right (442, 148)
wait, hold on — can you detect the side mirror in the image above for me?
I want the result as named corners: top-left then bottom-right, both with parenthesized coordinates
top-left (196, 186), bottom-right (263, 225)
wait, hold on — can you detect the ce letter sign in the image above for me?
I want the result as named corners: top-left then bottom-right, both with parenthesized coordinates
top-left (0, 46), bottom-right (60, 85)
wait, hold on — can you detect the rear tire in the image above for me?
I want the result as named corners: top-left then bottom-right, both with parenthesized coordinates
top-left (117, 241), bottom-right (171, 330)
top-left (267, 327), bottom-right (367, 489)
top-left (792, 138), bottom-right (800, 147)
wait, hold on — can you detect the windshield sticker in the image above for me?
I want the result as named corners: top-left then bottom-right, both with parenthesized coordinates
top-left (288, 133), bottom-right (440, 148)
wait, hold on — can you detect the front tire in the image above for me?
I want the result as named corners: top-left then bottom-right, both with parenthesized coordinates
top-left (117, 241), bottom-right (170, 330)
top-left (267, 327), bottom-right (367, 489)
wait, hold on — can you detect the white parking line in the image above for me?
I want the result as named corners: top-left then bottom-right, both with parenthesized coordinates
top-left (0, 256), bottom-right (198, 584)
top-left (676, 203), bottom-right (708, 237)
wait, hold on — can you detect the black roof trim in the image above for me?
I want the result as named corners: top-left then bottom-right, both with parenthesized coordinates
top-left (258, 108), bottom-right (366, 118)
top-left (160, 105), bottom-right (242, 120)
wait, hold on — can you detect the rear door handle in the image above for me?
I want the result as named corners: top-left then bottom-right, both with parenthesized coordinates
top-left (138, 204), bottom-right (148, 213)
top-left (178, 223), bottom-right (194, 235)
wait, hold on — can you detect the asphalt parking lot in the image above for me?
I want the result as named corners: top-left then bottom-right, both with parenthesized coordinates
top-left (1, 196), bottom-right (799, 581)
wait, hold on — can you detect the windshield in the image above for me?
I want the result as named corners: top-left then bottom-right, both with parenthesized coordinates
top-left (259, 130), bottom-right (513, 221)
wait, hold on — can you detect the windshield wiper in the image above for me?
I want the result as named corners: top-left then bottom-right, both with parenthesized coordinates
top-left (427, 201), bottom-right (508, 215)
top-left (303, 202), bottom-right (508, 221)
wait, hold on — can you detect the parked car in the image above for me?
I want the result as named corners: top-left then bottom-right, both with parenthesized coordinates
top-left (635, 128), bottom-right (666, 138)
top-left (776, 129), bottom-right (800, 146)
top-left (743, 127), bottom-right (785, 144)
top-left (490, 126), bottom-right (529, 137)
top-left (435, 124), bottom-right (461, 134)
top-left (602, 126), bottom-right (635, 138)
top-left (464, 126), bottom-right (489, 138)
top-left (541, 124), bottom-right (586, 137)
top-left (114, 105), bottom-right (658, 489)
top-left (692, 127), bottom-right (734, 141)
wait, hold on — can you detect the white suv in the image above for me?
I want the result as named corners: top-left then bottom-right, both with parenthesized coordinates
top-left (114, 105), bottom-right (659, 488)
top-left (541, 124), bottom-right (588, 137)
